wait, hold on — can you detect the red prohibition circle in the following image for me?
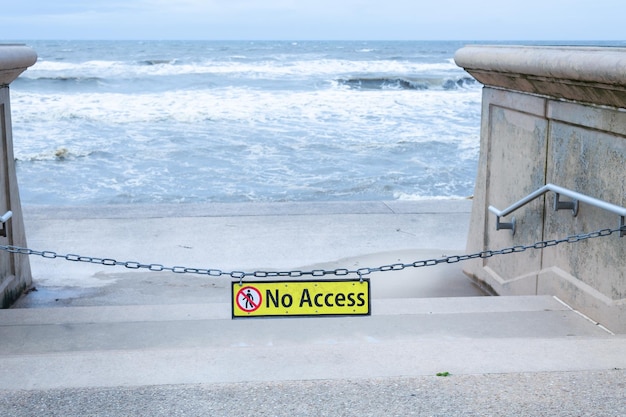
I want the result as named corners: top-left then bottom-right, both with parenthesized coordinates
top-left (236, 286), bottom-right (262, 312)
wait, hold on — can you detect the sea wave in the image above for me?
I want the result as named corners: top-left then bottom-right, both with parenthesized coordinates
top-left (12, 86), bottom-right (482, 127)
top-left (15, 147), bottom-right (97, 162)
top-left (139, 59), bottom-right (178, 66)
top-left (24, 58), bottom-right (463, 82)
top-left (17, 76), bottom-right (104, 85)
top-left (12, 40), bottom-right (482, 206)
top-left (337, 76), bottom-right (477, 90)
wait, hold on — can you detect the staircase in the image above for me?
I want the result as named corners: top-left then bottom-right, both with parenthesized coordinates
top-left (1, 295), bottom-right (623, 390)
top-left (2, 200), bottom-right (624, 391)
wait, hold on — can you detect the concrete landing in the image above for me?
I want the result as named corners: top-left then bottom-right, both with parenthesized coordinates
top-left (15, 199), bottom-right (484, 307)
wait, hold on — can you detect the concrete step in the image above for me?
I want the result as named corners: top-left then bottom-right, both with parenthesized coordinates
top-left (1, 295), bottom-right (624, 390)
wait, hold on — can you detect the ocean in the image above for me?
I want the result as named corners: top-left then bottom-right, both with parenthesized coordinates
top-left (6, 40), bottom-right (484, 206)
top-left (7, 39), bottom-right (610, 206)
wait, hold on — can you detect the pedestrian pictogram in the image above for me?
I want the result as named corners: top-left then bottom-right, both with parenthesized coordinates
top-left (235, 285), bottom-right (262, 313)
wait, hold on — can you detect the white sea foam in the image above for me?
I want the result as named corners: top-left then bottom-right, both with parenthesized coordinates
top-left (26, 57), bottom-right (461, 81)
top-left (13, 86), bottom-right (480, 125)
top-left (13, 40), bottom-right (483, 206)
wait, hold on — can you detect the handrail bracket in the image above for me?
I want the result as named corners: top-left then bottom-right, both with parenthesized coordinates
top-left (554, 193), bottom-right (579, 216)
top-left (495, 216), bottom-right (516, 236)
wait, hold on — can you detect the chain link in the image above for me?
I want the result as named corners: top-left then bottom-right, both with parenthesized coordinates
top-left (1, 226), bottom-right (624, 280)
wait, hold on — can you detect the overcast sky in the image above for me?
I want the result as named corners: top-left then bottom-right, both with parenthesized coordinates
top-left (1, 0), bottom-right (624, 41)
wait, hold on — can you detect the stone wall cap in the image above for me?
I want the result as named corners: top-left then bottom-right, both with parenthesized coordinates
top-left (454, 45), bottom-right (626, 86)
top-left (0, 44), bottom-right (38, 86)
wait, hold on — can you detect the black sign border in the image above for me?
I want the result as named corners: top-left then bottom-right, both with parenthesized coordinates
top-left (231, 278), bottom-right (371, 319)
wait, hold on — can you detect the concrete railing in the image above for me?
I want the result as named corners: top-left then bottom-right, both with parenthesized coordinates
top-left (456, 45), bottom-right (626, 333)
top-left (0, 45), bottom-right (37, 307)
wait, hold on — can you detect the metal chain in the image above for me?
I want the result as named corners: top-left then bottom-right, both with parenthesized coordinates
top-left (1, 226), bottom-right (624, 280)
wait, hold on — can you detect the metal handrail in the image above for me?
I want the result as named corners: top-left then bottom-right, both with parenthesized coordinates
top-left (488, 183), bottom-right (626, 237)
top-left (0, 211), bottom-right (11, 238)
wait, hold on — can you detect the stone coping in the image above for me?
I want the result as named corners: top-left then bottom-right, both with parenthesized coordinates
top-left (455, 45), bottom-right (626, 108)
top-left (0, 44), bottom-right (37, 85)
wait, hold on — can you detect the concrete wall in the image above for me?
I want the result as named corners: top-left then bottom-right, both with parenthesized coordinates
top-left (455, 45), bottom-right (626, 333)
top-left (0, 45), bottom-right (37, 307)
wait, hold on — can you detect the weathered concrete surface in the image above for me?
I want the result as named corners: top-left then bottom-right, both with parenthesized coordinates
top-left (2, 371), bottom-right (624, 417)
top-left (454, 45), bottom-right (626, 108)
top-left (15, 199), bottom-right (483, 307)
top-left (0, 45), bottom-right (37, 86)
top-left (1, 296), bottom-right (623, 391)
top-left (2, 200), bottom-right (624, 415)
top-left (456, 45), bottom-right (626, 333)
top-left (0, 45), bottom-right (36, 308)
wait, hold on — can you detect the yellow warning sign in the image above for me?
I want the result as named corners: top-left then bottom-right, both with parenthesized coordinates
top-left (232, 279), bottom-right (370, 318)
